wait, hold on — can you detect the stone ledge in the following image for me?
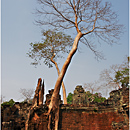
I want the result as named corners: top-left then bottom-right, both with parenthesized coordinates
top-left (60, 106), bottom-right (118, 113)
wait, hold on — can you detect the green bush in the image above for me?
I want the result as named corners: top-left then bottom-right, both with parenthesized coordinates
top-left (1, 99), bottom-right (15, 107)
top-left (67, 93), bottom-right (73, 104)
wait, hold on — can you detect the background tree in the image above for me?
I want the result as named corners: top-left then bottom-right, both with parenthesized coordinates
top-left (99, 56), bottom-right (129, 93)
top-left (19, 88), bottom-right (34, 102)
top-left (84, 81), bottom-right (101, 101)
top-left (84, 56), bottom-right (129, 97)
top-left (27, 30), bottom-right (73, 104)
top-left (67, 92), bottom-right (73, 104)
top-left (35, 0), bottom-right (123, 129)
top-left (100, 65), bottom-right (122, 90)
top-left (85, 91), bottom-right (106, 103)
top-left (114, 57), bottom-right (129, 87)
top-left (84, 81), bottom-right (101, 94)
top-left (92, 92), bottom-right (106, 103)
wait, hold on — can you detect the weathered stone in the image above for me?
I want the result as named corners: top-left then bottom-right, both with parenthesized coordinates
top-left (45, 89), bottom-right (62, 106)
top-left (1, 79), bottom-right (129, 130)
top-left (74, 85), bottom-right (85, 94)
top-left (32, 78), bottom-right (44, 106)
top-left (72, 85), bottom-right (88, 105)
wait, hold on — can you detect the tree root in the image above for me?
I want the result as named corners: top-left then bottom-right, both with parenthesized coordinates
top-left (47, 105), bottom-right (60, 130)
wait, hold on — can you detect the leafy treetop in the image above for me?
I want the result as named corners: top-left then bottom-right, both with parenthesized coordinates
top-left (27, 30), bottom-right (73, 68)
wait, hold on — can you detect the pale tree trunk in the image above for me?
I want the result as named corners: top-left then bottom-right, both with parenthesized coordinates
top-left (51, 56), bottom-right (67, 104)
top-left (61, 82), bottom-right (67, 104)
top-left (48, 32), bottom-right (83, 130)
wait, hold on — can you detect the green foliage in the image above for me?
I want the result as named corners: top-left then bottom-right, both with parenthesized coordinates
top-left (115, 68), bottom-right (129, 87)
top-left (67, 93), bottom-right (73, 104)
top-left (67, 91), bottom-right (106, 104)
top-left (114, 57), bottom-right (129, 87)
top-left (93, 97), bottom-right (106, 103)
top-left (27, 30), bottom-right (73, 68)
top-left (1, 99), bottom-right (15, 107)
top-left (86, 92), bottom-right (106, 103)
top-left (86, 91), bottom-right (92, 97)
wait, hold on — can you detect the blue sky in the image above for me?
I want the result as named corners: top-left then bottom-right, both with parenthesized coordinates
top-left (1, 0), bottom-right (129, 102)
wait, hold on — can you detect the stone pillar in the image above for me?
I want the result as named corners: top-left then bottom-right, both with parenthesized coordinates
top-left (32, 78), bottom-right (44, 106)
top-left (39, 79), bottom-right (44, 105)
top-left (42, 80), bottom-right (44, 104)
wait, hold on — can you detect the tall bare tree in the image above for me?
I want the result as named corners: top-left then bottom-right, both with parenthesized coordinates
top-left (35, 0), bottom-right (123, 129)
top-left (27, 30), bottom-right (73, 104)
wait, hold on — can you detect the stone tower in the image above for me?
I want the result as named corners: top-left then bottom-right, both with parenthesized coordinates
top-left (72, 85), bottom-right (88, 105)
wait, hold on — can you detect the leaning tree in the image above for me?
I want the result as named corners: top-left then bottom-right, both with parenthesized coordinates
top-left (27, 30), bottom-right (73, 104)
top-left (35, 0), bottom-right (123, 129)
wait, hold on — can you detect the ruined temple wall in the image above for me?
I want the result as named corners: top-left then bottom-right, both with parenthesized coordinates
top-left (59, 107), bottom-right (129, 130)
top-left (1, 84), bottom-right (129, 130)
top-left (58, 87), bottom-right (129, 130)
top-left (2, 104), bottom-right (129, 130)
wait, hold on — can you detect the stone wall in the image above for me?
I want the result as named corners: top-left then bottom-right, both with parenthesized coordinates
top-left (1, 102), bottom-right (32, 130)
top-left (58, 86), bottom-right (129, 130)
top-left (59, 105), bottom-right (128, 130)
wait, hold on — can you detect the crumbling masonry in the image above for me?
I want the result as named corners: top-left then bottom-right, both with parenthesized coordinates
top-left (1, 78), bottom-right (129, 130)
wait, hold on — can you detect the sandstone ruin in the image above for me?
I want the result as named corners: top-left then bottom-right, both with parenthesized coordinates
top-left (1, 78), bottom-right (129, 130)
